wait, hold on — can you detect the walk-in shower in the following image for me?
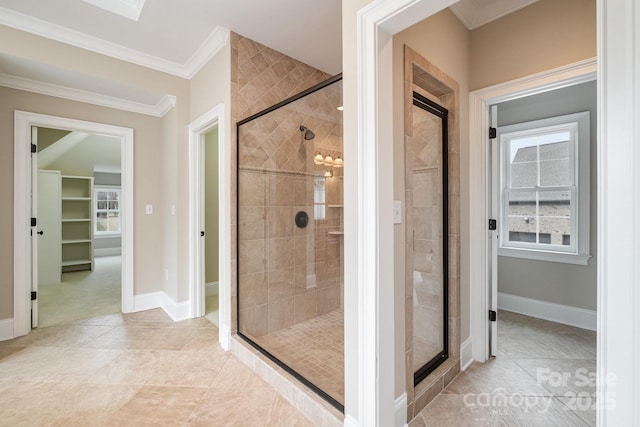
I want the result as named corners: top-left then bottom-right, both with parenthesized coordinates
top-left (237, 75), bottom-right (344, 410)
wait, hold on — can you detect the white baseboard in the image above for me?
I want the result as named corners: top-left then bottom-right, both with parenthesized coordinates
top-left (344, 415), bottom-right (358, 427)
top-left (498, 292), bottom-right (597, 331)
top-left (161, 293), bottom-right (191, 322)
top-left (0, 318), bottom-right (14, 342)
top-left (133, 291), bottom-right (191, 322)
top-left (395, 392), bottom-right (408, 427)
top-left (341, 396), bottom-right (407, 427)
top-left (94, 247), bottom-right (122, 257)
top-left (460, 337), bottom-right (473, 371)
top-left (133, 291), bottom-right (162, 312)
top-left (205, 281), bottom-right (219, 296)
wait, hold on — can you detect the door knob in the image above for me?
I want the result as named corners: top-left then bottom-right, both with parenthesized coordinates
top-left (37, 230), bottom-right (44, 236)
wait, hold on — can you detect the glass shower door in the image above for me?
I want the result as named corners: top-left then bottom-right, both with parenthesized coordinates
top-left (409, 91), bottom-right (449, 385)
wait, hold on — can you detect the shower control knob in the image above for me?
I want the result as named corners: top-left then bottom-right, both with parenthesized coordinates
top-left (295, 211), bottom-right (309, 228)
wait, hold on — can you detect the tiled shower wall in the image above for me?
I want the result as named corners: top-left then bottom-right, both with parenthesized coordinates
top-left (232, 33), bottom-right (343, 337)
top-left (230, 32), bottom-right (332, 332)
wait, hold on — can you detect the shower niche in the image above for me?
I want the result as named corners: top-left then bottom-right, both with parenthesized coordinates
top-left (236, 75), bottom-right (344, 411)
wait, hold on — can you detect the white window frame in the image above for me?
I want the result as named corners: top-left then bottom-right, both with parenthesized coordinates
top-left (314, 176), bottom-right (326, 220)
top-left (498, 111), bottom-right (591, 265)
top-left (94, 185), bottom-right (122, 237)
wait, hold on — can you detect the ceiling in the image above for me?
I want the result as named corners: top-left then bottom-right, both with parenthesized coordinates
top-left (0, 0), bottom-right (537, 116)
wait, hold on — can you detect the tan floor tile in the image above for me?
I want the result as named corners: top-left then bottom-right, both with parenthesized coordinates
top-left (186, 387), bottom-right (277, 427)
top-left (7, 324), bottom-right (115, 348)
top-left (513, 358), bottom-right (596, 395)
top-left (266, 394), bottom-right (315, 426)
top-left (144, 350), bottom-right (230, 387)
top-left (211, 357), bottom-right (272, 389)
top-left (98, 385), bottom-right (208, 427)
top-left (557, 396), bottom-right (596, 426)
top-left (463, 357), bottom-right (551, 397)
top-left (497, 396), bottom-right (588, 426)
top-left (0, 346), bottom-right (123, 382)
top-left (418, 394), bottom-right (508, 426)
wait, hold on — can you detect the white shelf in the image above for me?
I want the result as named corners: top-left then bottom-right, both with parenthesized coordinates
top-left (328, 231), bottom-right (344, 235)
top-left (60, 175), bottom-right (94, 273)
top-left (327, 205), bottom-right (343, 208)
top-left (62, 259), bottom-right (93, 267)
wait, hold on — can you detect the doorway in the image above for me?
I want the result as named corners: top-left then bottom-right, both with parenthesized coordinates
top-left (34, 126), bottom-right (123, 327)
top-left (188, 103), bottom-right (231, 350)
top-left (13, 111), bottom-right (135, 337)
top-left (467, 59), bottom-right (597, 363)
top-left (203, 128), bottom-right (220, 327)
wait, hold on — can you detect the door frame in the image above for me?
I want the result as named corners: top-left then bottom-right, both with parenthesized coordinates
top-left (468, 58), bottom-right (597, 362)
top-left (188, 103), bottom-right (231, 351)
top-left (13, 111), bottom-right (134, 337)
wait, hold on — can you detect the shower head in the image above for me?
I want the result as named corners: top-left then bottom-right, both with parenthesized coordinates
top-left (299, 125), bottom-right (315, 141)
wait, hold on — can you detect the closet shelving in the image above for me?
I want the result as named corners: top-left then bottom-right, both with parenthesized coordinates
top-left (60, 175), bottom-right (94, 272)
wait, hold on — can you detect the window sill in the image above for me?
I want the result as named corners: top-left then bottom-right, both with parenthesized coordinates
top-left (94, 233), bottom-right (122, 239)
top-left (498, 247), bottom-right (591, 265)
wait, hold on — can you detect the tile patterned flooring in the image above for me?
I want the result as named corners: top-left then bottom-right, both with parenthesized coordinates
top-left (257, 310), bottom-right (344, 405)
top-left (1, 306), bottom-right (597, 426)
top-left (0, 309), bottom-right (313, 426)
top-left (410, 310), bottom-right (597, 426)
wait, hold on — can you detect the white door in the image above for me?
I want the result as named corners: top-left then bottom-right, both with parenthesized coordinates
top-left (489, 104), bottom-right (499, 356)
top-left (37, 170), bottom-right (61, 286)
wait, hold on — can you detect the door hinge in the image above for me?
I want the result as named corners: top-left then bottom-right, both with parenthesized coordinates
top-left (489, 310), bottom-right (497, 322)
top-left (489, 127), bottom-right (497, 139)
top-left (31, 291), bottom-right (37, 301)
top-left (31, 143), bottom-right (37, 153)
top-left (31, 217), bottom-right (37, 227)
top-left (488, 219), bottom-right (497, 230)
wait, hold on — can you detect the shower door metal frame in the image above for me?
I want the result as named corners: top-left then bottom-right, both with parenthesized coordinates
top-left (235, 73), bottom-right (344, 413)
top-left (412, 91), bottom-right (449, 386)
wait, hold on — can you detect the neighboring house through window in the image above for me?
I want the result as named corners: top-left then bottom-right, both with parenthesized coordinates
top-left (94, 186), bottom-right (121, 235)
top-left (498, 111), bottom-right (590, 265)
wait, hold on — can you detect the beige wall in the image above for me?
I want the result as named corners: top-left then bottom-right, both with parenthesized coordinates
top-left (205, 129), bottom-right (219, 284)
top-left (470, 0), bottom-right (596, 90)
top-left (0, 86), bottom-right (165, 319)
top-left (190, 44), bottom-right (232, 122)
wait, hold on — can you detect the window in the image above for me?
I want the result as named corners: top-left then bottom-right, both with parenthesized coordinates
top-left (498, 112), bottom-right (590, 265)
top-left (314, 177), bottom-right (326, 220)
top-left (94, 187), bottom-right (121, 235)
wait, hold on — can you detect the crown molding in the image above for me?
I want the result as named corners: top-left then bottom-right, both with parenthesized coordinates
top-left (0, 6), bottom-right (229, 79)
top-left (183, 26), bottom-right (230, 79)
top-left (0, 73), bottom-right (176, 117)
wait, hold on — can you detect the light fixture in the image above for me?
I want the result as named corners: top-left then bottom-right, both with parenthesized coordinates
top-left (314, 152), bottom-right (324, 165)
top-left (323, 154), bottom-right (334, 166)
top-left (324, 169), bottom-right (333, 178)
top-left (333, 155), bottom-right (343, 168)
top-left (337, 106), bottom-right (344, 111)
